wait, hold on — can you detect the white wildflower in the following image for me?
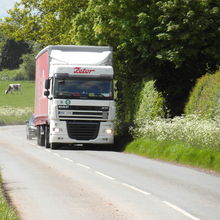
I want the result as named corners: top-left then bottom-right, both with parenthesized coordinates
top-left (131, 115), bottom-right (220, 149)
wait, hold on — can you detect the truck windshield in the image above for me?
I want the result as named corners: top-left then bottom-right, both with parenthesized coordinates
top-left (53, 78), bottom-right (113, 100)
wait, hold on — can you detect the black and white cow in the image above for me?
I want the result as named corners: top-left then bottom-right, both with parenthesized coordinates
top-left (5, 84), bottom-right (22, 94)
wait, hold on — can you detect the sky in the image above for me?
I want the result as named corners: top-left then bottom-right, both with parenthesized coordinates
top-left (0, 0), bottom-right (18, 19)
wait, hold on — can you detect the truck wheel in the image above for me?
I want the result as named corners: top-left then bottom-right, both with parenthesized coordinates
top-left (26, 127), bottom-right (31, 140)
top-left (27, 132), bottom-right (31, 140)
top-left (37, 126), bottom-right (40, 145)
top-left (50, 143), bottom-right (59, 150)
top-left (45, 126), bottom-right (50, 148)
top-left (37, 126), bottom-right (45, 146)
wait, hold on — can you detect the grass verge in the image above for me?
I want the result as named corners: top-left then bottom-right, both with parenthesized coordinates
top-left (125, 138), bottom-right (220, 173)
top-left (0, 174), bottom-right (19, 220)
top-left (0, 106), bottom-right (33, 126)
top-left (0, 80), bottom-right (33, 219)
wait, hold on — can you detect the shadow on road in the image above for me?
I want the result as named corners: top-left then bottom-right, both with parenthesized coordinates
top-left (56, 144), bottom-right (120, 152)
top-left (53, 134), bottom-right (132, 152)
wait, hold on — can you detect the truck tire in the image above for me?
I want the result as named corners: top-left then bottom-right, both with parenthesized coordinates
top-left (26, 133), bottom-right (31, 140)
top-left (50, 143), bottom-right (59, 150)
top-left (37, 126), bottom-right (45, 146)
top-left (45, 126), bottom-right (50, 148)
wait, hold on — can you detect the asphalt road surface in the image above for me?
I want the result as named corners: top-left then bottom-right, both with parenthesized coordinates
top-left (0, 125), bottom-right (220, 220)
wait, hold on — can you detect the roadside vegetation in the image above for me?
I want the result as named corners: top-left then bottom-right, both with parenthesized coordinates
top-left (126, 139), bottom-right (220, 172)
top-left (185, 69), bottom-right (220, 119)
top-left (0, 78), bottom-right (33, 218)
top-left (125, 69), bottom-right (220, 173)
top-left (0, 175), bottom-right (19, 220)
top-left (131, 115), bottom-right (220, 150)
top-left (127, 114), bottom-right (220, 172)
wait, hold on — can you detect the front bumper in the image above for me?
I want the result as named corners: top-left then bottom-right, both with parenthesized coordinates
top-left (49, 120), bottom-right (114, 144)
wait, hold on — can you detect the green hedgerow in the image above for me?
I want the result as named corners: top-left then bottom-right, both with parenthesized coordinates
top-left (135, 80), bottom-right (165, 121)
top-left (185, 69), bottom-right (220, 119)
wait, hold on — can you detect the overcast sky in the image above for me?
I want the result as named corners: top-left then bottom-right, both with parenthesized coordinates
top-left (0, 0), bottom-right (18, 19)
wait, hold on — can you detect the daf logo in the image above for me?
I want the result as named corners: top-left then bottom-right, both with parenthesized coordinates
top-left (65, 99), bottom-right (71, 105)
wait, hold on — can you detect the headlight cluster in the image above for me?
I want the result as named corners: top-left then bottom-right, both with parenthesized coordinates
top-left (105, 128), bottom-right (113, 134)
top-left (52, 127), bottom-right (63, 133)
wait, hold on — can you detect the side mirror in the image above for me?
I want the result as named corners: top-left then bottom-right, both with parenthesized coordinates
top-left (45, 79), bottom-right (50, 90)
top-left (44, 90), bottom-right (50, 97)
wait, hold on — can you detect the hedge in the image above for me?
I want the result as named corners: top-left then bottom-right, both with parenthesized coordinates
top-left (185, 69), bottom-right (220, 119)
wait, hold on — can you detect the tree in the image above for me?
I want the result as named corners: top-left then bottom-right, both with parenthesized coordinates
top-left (19, 53), bottom-right (35, 80)
top-left (72, 0), bottom-right (220, 115)
top-left (18, 42), bottom-right (44, 80)
top-left (0, 0), bottom-right (88, 45)
top-left (0, 31), bottom-right (7, 71)
top-left (1, 0), bottom-right (220, 116)
top-left (1, 39), bottom-right (31, 69)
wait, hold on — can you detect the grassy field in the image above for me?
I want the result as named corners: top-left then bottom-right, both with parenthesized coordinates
top-left (0, 81), bottom-right (35, 125)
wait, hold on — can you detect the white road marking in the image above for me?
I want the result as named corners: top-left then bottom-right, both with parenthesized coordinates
top-left (163, 201), bottom-right (200, 220)
top-left (122, 183), bottom-right (151, 195)
top-left (76, 163), bottom-right (91, 169)
top-left (63, 157), bottom-right (73, 162)
top-left (26, 141), bottom-right (200, 220)
top-left (95, 171), bottom-right (115, 180)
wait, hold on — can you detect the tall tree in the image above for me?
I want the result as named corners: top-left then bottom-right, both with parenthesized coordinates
top-left (1, 0), bottom-right (220, 115)
top-left (72, 0), bottom-right (220, 115)
top-left (0, 31), bottom-right (7, 70)
top-left (1, 39), bottom-right (31, 69)
top-left (0, 0), bottom-right (88, 45)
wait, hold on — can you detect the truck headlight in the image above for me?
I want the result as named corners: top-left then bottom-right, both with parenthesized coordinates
top-left (105, 128), bottom-right (113, 134)
top-left (53, 127), bottom-right (63, 133)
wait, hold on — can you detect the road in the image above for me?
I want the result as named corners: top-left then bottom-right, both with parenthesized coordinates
top-left (0, 125), bottom-right (220, 220)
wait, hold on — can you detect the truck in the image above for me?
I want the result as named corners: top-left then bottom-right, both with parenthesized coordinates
top-left (34, 45), bottom-right (115, 149)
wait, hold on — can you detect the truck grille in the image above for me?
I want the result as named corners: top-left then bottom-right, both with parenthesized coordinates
top-left (58, 105), bottom-right (109, 120)
top-left (67, 121), bottom-right (100, 140)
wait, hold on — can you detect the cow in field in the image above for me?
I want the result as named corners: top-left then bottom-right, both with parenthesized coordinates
top-left (5, 84), bottom-right (22, 94)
